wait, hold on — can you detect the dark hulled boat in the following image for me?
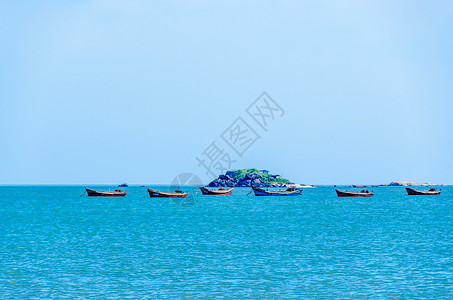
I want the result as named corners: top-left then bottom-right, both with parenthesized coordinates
top-left (406, 187), bottom-right (441, 195)
top-left (148, 188), bottom-right (188, 198)
top-left (200, 187), bottom-right (233, 195)
top-left (252, 186), bottom-right (302, 196)
top-left (352, 185), bottom-right (367, 188)
top-left (85, 187), bottom-right (127, 197)
top-left (336, 189), bottom-right (373, 197)
top-left (118, 183), bottom-right (128, 187)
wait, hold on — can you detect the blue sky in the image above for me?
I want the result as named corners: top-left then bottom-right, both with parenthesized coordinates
top-left (1, 0), bottom-right (452, 185)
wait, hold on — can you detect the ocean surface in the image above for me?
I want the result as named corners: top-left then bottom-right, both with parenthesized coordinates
top-left (1, 185), bottom-right (453, 298)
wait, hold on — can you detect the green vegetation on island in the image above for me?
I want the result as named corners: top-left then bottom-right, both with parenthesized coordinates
top-left (207, 168), bottom-right (308, 187)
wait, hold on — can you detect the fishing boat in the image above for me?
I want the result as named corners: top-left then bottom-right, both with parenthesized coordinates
top-left (200, 187), bottom-right (233, 195)
top-left (336, 189), bottom-right (373, 197)
top-left (148, 188), bottom-right (188, 198)
top-left (252, 186), bottom-right (302, 196)
top-left (118, 183), bottom-right (128, 187)
top-left (406, 187), bottom-right (441, 195)
top-left (85, 187), bottom-right (127, 197)
top-left (352, 185), bottom-right (367, 188)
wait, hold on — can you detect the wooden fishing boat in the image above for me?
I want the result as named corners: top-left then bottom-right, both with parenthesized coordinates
top-left (252, 186), bottom-right (302, 196)
top-left (148, 188), bottom-right (188, 198)
top-left (406, 187), bottom-right (441, 195)
top-left (200, 187), bottom-right (233, 195)
top-left (336, 189), bottom-right (373, 197)
top-left (85, 187), bottom-right (127, 197)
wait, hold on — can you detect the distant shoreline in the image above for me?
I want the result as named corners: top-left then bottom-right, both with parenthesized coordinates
top-left (0, 182), bottom-right (450, 187)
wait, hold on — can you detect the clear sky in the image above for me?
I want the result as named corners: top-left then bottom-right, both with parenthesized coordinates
top-left (1, 0), bottom-right (452, 185)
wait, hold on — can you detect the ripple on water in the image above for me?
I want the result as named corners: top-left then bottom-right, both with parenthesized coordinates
top-left (1, 185), bottom-right (453, 298)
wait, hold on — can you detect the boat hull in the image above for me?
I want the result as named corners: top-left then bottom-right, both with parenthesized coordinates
top-left (336, 189), bottom-right (373, 197)
top-left (200, 187), bottom-right (233, 195)
top-left (148, 188), bottom-right (188, 198)
top-left (86, 188), bottom-right (126, 197)
top-left (406, 188), bottom-right (441, 195)
top-left (252, 186), bottom-right (302, 196)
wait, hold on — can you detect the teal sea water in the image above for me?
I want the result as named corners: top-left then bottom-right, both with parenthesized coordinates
top-left (1, 185), bottom-right (453, 298)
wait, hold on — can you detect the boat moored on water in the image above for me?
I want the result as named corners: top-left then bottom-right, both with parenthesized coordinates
top-left (252, 186), bottom-right (303, 196)
top-left (148, 188), bottom-right (188, 198)
top-left (406, 187), bottom-right (441, 195)
top-left (200, 187), bottom-right (233, 195)
top-left (352, 185), bottom-right (367, 188)
top-left (336, 189), bottom-right (373, 197)
top-left (118, 183), bottom-right (128, 187)
top-left (85, 187), bottom-right (127, 197)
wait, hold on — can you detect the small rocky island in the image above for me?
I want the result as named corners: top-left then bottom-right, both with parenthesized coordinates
top-left (207, 168), bottom-right (311, 188)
